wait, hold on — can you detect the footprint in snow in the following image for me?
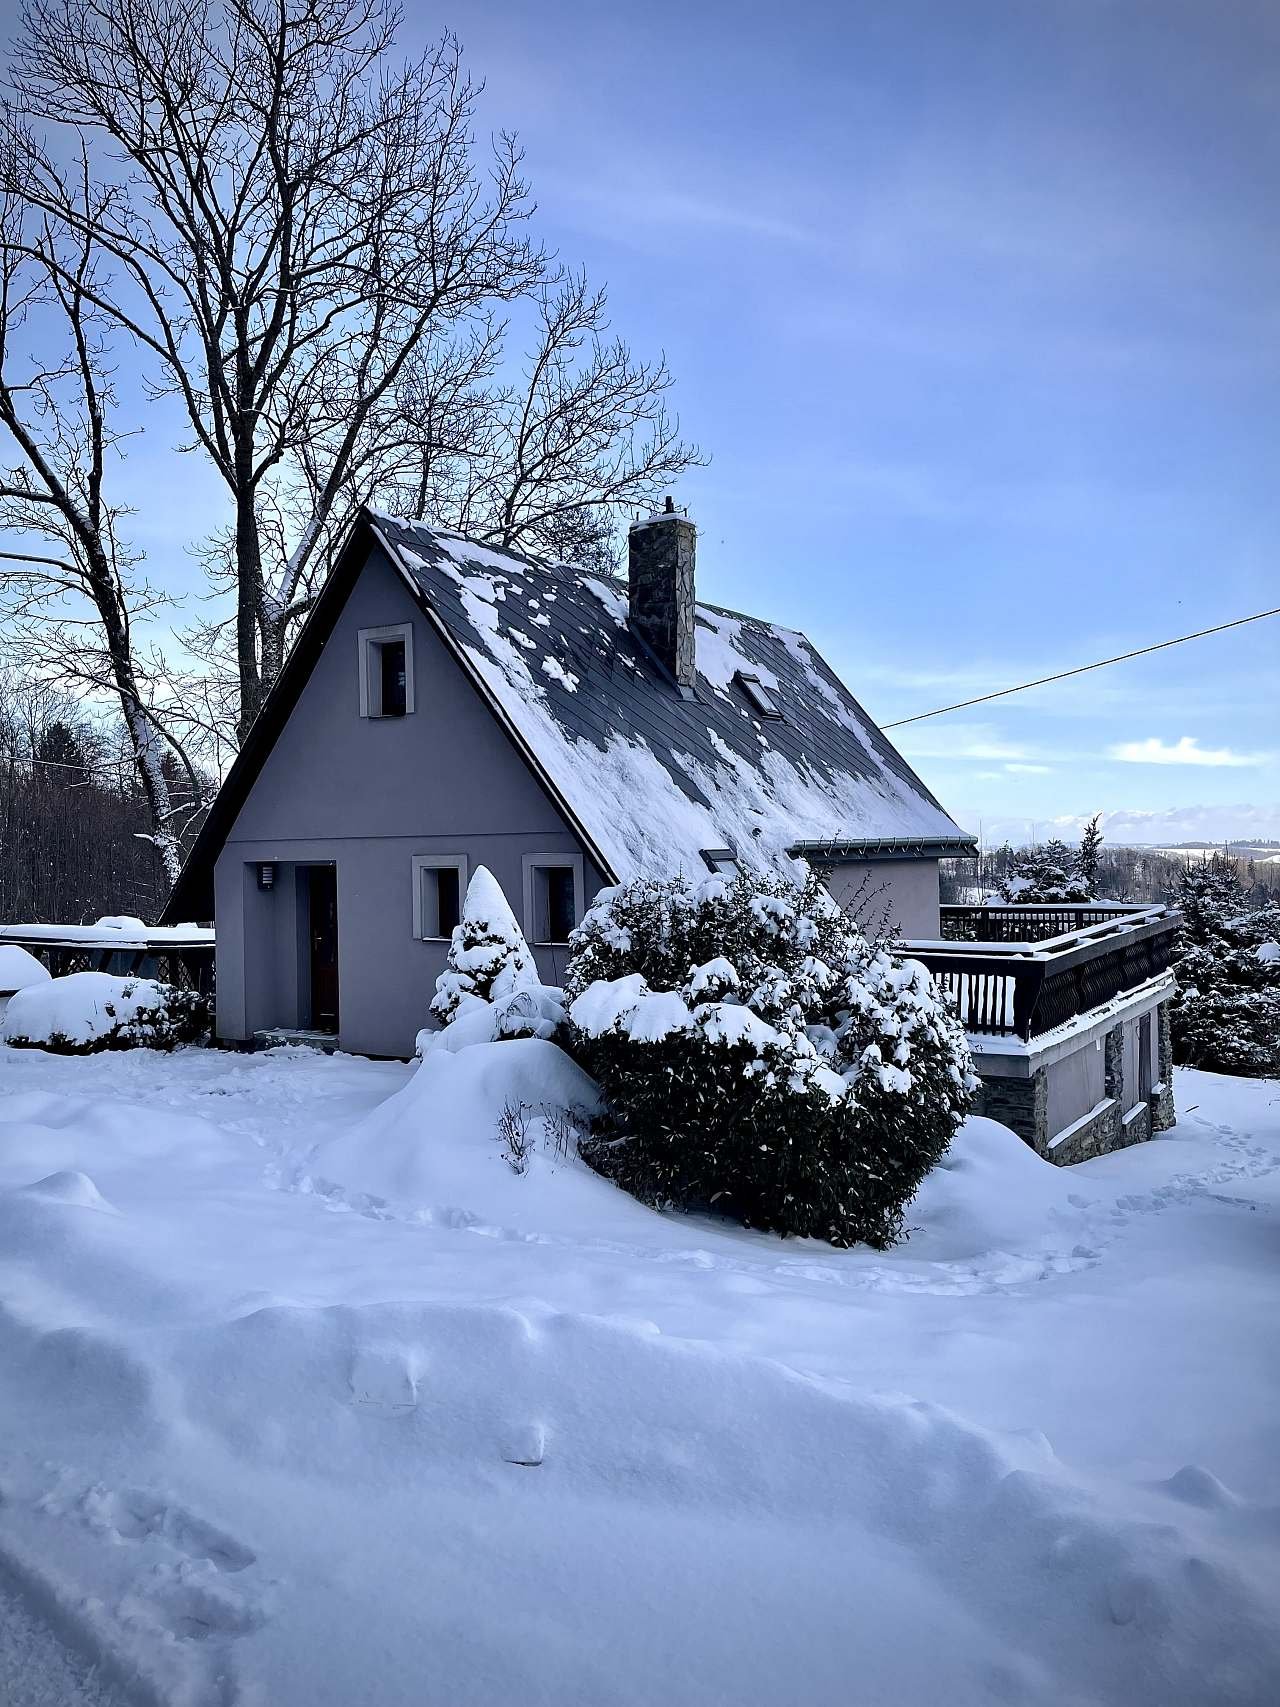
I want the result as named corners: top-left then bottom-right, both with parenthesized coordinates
top-left (82, 1486), bottom-right (256, 1573)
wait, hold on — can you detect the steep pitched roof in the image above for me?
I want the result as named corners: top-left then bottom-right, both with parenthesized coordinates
top-left (162, 510), bottom-right (971, 922)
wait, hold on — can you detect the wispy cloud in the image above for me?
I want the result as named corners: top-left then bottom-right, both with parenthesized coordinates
top-left (891, 721), bottom-right (1029, 763)
top-left (544, 172), bottom-right (821, 249)
top-left (1110, 736), bottom-right (1272, 768)
top-left (1005, 762), bottom-right (1052, 775)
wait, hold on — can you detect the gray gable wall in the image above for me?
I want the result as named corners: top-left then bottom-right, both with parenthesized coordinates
top-left (213, 546), bottom-right (600, 1056)
top-left (228, 546), bottom-right (572, 845)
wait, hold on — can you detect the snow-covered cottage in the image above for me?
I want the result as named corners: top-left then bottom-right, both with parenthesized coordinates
top-left (163, 502), bottom-right (1178, 1161)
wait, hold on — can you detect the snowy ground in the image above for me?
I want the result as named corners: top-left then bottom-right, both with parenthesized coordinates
top-left (0, 1042), bottom-right (1277, 1707)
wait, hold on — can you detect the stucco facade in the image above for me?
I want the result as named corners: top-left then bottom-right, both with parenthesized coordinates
top-left (820, 857), bottom-right (941, 941)
top-left (214, 548), bottom-right (603, 1058)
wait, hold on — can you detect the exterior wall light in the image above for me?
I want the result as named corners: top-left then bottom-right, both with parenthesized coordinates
top-left (258, 862), bottom-right (277, 892)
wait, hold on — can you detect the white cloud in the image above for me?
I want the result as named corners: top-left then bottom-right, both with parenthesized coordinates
top-left (1110, 736), bottom-right (1271, 769)
top-left (1005, 762), bottom-right (1052, 775)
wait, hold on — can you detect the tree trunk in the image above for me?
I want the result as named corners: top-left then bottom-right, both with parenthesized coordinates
top-left (83, 544), bottom-right (182, 888)
top-left (234, 482), bottom-right (265, 742)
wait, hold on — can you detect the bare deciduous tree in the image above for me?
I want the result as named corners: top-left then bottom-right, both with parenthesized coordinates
top-left (389, 272), bottom-right (705, 570)
top-left (12, 0), bottom-right (544, 736)
top-left (0, 148), bottom-right (193, 882)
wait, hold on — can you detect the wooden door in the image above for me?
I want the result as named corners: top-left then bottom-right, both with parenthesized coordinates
top-left (308, 866), bottom-right (339, 1033)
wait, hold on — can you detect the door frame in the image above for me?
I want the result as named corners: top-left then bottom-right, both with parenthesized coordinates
top-left (300, 862), bottom-right (340, 1033)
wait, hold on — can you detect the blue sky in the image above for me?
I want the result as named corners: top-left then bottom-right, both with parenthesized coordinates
top-left (19, 0), bottom-right (1280, 846)
top-left (442, 0), bottom-right (1279, 847)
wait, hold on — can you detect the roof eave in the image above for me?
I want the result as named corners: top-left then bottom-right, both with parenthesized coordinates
top-left (791, 835), bottom-right (979, 863)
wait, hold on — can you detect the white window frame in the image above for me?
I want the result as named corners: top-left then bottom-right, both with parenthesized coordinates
top-left (522, 852), bottom-right (585, 946)
top-left (412, 853), bottom-right (468, 940)
top-left (358, 623), bottom-right (415, 719)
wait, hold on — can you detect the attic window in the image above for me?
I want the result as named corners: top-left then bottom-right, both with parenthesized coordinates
top-left (358, 624), bottom-right (415, 718)
top-left (734, 672), bottom-right (782, 719)
top-left (700, 848), bottom-right (739, 877)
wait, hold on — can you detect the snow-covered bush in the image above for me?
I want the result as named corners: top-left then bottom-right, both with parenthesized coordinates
top-left (416, 984), bottom-right (566, 1059)
top-left (1170, 860), bottom-right (1280, 1078)
top-left (564, 872), bottom-right (976, 1249)
top-left (427, 866), bottom-right (565, 1050)
top-left (0, 970), bottom-right (211, 1054)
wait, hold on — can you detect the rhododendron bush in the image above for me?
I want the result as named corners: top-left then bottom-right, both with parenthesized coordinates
top-left (564, 871), bottom-right (976, 1248)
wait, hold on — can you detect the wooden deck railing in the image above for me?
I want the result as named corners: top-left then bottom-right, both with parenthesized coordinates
top-left (938, 901), bottom-right (1162, 944)
top-left (0, 926), bottom-right (216, 995)
top-left (905, 905), bottom-right (1178, 1041)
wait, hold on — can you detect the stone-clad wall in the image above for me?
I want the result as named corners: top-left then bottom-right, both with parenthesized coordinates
top-left (972, 997), bottom-right (1175, 1166)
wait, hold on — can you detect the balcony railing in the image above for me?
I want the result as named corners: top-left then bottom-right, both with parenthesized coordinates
top-left (904, 903), bottom-right (1178, 1041)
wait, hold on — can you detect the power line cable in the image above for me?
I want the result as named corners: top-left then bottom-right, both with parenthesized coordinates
top-left (881, 606), bottom-right (1280, 729)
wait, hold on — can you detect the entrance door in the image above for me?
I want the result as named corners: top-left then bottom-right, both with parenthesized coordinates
top-left (307, 866), bottom-right (339, 1033)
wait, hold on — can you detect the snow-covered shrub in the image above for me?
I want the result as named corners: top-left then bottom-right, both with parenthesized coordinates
top-left (416, 983), bottom-right (566, 1059)
top-left (564, 872), bottom-right (976, 1249)
top-left (0, 970), bottom-right (211, 1054)
top-left (426, 866), bottom-right (567, 1051)
top-left (431, 866), bottom-right (540, 1024)
top-left (1170, 860), bottom-right (1280, 1078)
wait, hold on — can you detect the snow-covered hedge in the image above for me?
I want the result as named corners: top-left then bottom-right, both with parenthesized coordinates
top-left (0, 971), bottom-right (211, 1054)
top-left (564, 872), bottom-right (976, 1248)
top-left (1171, 862), bottom-right (1280, 1078)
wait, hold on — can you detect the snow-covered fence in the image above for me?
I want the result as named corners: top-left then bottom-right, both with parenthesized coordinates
top-left (0, 923), bottom-right (215, 996)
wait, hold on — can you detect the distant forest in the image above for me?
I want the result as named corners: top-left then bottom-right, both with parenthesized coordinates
top-left (1, 686), bottom-right (206, 926)
top-left (941, 842), bottom-right (1280, 908)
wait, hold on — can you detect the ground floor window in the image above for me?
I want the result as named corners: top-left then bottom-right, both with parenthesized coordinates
top-left (523, 854), bottom-right (584, 945)
top-left (412, 854), bottom-right (468, 940)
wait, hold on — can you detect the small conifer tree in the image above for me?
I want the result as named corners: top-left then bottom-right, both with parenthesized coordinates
top-left (431, 866), bottom-right (537, 1024)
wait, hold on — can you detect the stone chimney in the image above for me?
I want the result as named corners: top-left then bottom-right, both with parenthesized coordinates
top-left (628, 496), bottom-right (697, 695)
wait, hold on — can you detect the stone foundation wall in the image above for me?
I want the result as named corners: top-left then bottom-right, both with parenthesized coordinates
top-left (973, 1070), bottom-right (1047, 1150)
top-left (973, 998), bottom-right (1176, 1167)
top-left (1151, 1002), bottom-right (1176, 1132)
top-left (1046, 1097), bottom-right (1120, 1166)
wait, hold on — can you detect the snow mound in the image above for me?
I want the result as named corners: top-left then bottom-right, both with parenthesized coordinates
top-left (17, 1170), bottom-right (119, 1214)
top-left (0, 945), bottom-right (51, 994)
top-left (310, 1039), bottom-right (608, 1230)
top-left (903, 1116), bottom-right (1096, 1262)
top-left (93, 915), bottom-right (148, 932)
top-left (161, 1297), bottom-right (1280, 1707)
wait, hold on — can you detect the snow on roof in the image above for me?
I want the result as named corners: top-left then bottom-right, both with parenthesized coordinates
top-left (0, 922), bottom-right (214, 947)
top-left (370, 513), bottom-right (968, 883)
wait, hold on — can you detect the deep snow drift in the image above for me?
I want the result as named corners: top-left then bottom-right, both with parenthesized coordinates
top-left (0, 1039), bottom-right (1277, 1707)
